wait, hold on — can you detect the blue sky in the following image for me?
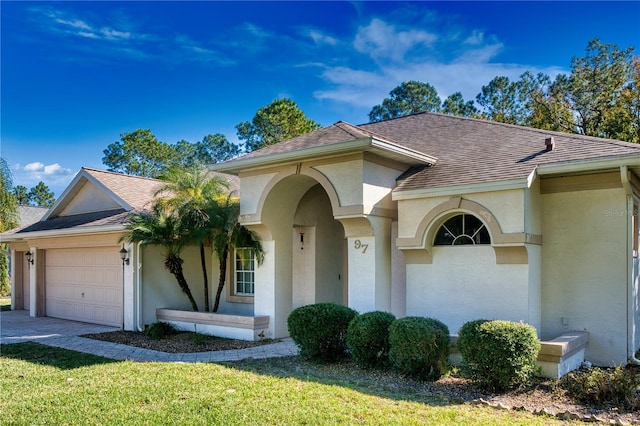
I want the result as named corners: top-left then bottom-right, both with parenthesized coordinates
top-left (2, 1), bottom-right (639, 197)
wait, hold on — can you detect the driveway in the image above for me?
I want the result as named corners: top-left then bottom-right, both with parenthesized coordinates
top-left (0, 310), bottom-right (118, 345)
top-left (0, 310), bottom-right (299, 362)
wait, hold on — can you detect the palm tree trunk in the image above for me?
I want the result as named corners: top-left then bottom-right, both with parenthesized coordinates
top-left (200, 243), bottom-right (209, 312)
top-left (165, 254), bottom-right (199, 311)
top-left (212, 244), bottom-right (229, 313)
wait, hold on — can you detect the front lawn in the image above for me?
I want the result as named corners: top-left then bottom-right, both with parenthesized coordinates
top-left (0, 342), bottom-right (569, 425)
top-left (0, 297), bottom-right (10, 311)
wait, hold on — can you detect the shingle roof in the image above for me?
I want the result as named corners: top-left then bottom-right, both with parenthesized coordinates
top-left (229, 112), bottom-right (640, 192)
top-left (237, 121), bottom-right (402, 159)
top-left (82, 168), bottom-right (165, 211)
top-left (17, 206), bottom-right (48, 226)
top-left (14, 209), bottom-right (129, 234)
top-left (5, 168), bottom-right (241, 238)
top-left (361, 113), bottom-right (640, 191)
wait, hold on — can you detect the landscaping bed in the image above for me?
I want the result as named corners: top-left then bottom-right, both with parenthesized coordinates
top-left (82, 330), bottom-right (276, 353)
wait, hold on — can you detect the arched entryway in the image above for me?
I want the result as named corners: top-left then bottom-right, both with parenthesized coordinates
top-left (250, 173), bottom-right (346, 338)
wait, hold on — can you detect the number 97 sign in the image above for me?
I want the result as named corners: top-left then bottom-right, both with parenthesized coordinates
top-left (353, 239), bottom-right (369, 254)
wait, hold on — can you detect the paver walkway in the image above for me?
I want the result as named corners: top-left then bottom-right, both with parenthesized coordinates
top-left (0, 310), bottom-right (298, 362)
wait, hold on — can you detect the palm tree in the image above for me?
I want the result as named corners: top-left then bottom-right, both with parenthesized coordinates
top-left (210, 194), bottom-right (264, 313)
top-left (121, 203), bottom-right (199, 311)
top-left (155, 166), bottom-right (229, 312)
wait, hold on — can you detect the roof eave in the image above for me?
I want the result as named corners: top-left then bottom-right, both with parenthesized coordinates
top-left (1, 224), bottom-right (127, 243)
top-left (536, 154), bottom-right (640, 176)
top-left (211, 137), bottom-right (437, 175)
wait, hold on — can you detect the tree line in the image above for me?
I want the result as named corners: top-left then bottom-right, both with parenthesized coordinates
top-left (369, 39), bottom-right (639, 143)
top-left (103, 39), bottom-right (638, 180)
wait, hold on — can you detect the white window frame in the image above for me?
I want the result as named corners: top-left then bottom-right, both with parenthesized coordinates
top-left (232, 247), bottom-right (255, 298)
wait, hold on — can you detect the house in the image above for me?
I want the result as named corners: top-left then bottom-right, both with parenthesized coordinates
top-left (4, 112), bottom-right (640, 371)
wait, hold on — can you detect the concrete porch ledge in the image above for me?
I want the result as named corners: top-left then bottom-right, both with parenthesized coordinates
top-left (537, 331), bottom-right (589, 379)
top-left (156, 308), bottom-right (270, 341)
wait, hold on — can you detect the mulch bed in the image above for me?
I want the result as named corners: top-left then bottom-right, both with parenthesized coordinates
top-left (81, 330), bottom-right (277, 353)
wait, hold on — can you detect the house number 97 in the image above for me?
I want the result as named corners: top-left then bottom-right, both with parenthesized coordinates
top-left (354, 239), bottom-right (369, 254)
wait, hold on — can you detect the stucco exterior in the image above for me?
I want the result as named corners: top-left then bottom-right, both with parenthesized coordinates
top-left (6, 114), bottom-right (640, 371)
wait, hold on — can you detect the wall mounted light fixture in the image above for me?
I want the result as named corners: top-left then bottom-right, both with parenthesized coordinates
top-left (119, 246), bottom-right (130, 265)
top-left (25, 250), bottom-right (34, 266)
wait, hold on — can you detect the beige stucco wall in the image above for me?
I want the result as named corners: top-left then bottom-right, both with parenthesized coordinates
top-left (139, 244), bottom-right (229, 326)
top-left (406, 246), bottom-right (532, 335)
top-left (397, 189), bottom-right (526, 242)
top-left (541, 187), bottom-right (629, 365)
top-left (59, 181), bottom-right (121, 216)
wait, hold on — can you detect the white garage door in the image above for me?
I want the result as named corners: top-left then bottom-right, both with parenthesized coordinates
top-left (46, 247), bottom-right (123, 327)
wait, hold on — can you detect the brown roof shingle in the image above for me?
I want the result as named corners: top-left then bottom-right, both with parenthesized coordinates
top-left (226, 112), bottom-right (640, 192)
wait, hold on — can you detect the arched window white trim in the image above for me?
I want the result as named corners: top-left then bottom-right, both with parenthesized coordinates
top-left (433, 214), bottom-right (491, 246)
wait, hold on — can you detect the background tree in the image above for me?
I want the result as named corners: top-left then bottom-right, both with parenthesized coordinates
top-left (369, 81), bottom-right (441, 123)
top-left (601, 56), bottom-right (640, 143)
top-left (519, 71), bottom-right (575, 132)
top-left (171, 134), bottom-right (241, 169)
top-left (236, 98), bottom-right (321, 152)
top-left (441, 92), bottom-right (478, 117)
top-left (0, 158), bottom-right (18, 296)
top-left (12, 185), bottom-right (29, 206)
top-left (0, 158), bottom-right (18, 232)
top-left (554, 39), bottom-right (635, 138)
top-left (476, 76), bottom-right (528, 125)
top-left (121, 203), bottom-right (199, 311)
top-left (102, 129), bottom-right (176, 178)
top-left (155, 167), bottom-right (230, 312)
top-left (28, 181), bottom-right (55, 207)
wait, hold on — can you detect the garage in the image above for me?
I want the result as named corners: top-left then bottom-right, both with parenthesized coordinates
top-left (45, 246), bottom-right (123, 327)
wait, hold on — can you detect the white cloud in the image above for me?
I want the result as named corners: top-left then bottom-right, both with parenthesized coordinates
top-left (313, 15), bottom-right (567, 112)
top-left (21, 162), bottom-right (73, 178)
top-left (11, 162), bottom-right (75, 196)
top-left (307, 29), bottom-right (338, 46)
top-left (353, 18), bottom-right (437, 62)
top-left (24, 162), bottom-right (44, 172)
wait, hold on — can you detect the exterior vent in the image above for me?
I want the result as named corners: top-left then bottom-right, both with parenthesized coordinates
top-left (545, 137), bottom-right (555, 152)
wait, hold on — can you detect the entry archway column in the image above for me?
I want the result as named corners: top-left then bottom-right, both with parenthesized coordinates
top-left (339, 215), bottom-right (392, 314)
top-left (245, 224), bottom-right (283, 339)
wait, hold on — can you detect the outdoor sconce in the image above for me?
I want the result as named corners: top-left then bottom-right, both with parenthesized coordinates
top-left (25, 251), bottom-right (34, 266)
top-left (119, 246), bottom-right (130, 265)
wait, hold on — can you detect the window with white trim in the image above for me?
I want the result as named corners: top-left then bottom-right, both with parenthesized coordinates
top-left (434, 214), bottom-right (491, 245)
top-left (234, 248), bottom-right (255, 295)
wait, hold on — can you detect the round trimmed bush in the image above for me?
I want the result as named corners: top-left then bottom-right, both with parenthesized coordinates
top-left (346, 311), bottom-right (396, 369)
top-left (388, 316), bottom-right (450, 381)
top-left (457, 319), bottom-right (541, 391)
top-left (287, 303), bottom-right (358, 363)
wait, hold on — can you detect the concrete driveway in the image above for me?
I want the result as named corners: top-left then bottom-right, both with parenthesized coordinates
top-left (0, 310), bottom-right (118, 345)
top-left (0, 309), bottom-right (299, 362)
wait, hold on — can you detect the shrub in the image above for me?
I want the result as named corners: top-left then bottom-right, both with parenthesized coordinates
top-left (346, 311), bottom-right (396, 369)
top-left (562, 366), bottom-right (640, 410)
top-left (287, 303), bottom-right (357, 363)
top-left (457, 319), bottom-right (540, 391)
top-left (144, 321), bottom-right (178, 340)
top-left (388, 316), bottom-right (450, 381)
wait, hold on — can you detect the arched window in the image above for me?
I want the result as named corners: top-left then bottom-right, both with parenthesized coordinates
top-left (434, 214), bottom-right (491, 246)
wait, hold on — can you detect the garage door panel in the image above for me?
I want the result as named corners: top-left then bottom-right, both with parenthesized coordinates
top-left (46, 247), bottom-right (122, 327)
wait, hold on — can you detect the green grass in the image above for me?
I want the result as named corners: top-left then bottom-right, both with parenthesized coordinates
top-left (0, 297), bottom-right (10, 311)
top-left (0, 342), bottom-right (574, 425)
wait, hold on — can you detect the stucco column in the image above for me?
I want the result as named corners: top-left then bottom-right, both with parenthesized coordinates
top-left (339, 216), bottom-right (392, 313)
top-left (29, 248), bottom-right (45, 317)
top-left (122, 243), bottom-right (134, 331)
top-left (252, 239), bottom-right (278, 338)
